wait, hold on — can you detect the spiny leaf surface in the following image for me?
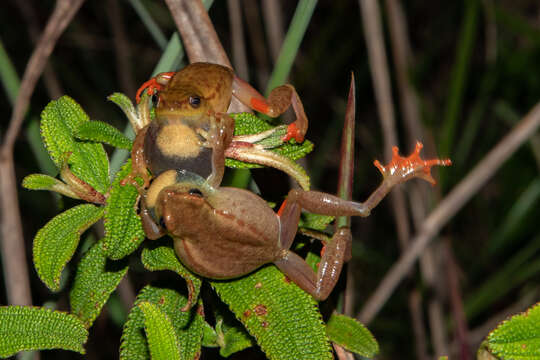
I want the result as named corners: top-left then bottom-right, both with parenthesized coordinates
top-left (33, 204), bottom-right (104, 291)
top-left (70, 241), bottom-right (128, 328)
top-left (216, 316), bottom-right (255, 357)
top-left (22, 173), bottom-right (62, 190)
top-left (75, 121), bottom-right (133, 149)
top-left (0, 306), bottom-right (88, 357)
top-left (120, 286), bottom-right (204, 360)
top-left (22, 173), bottom-right (80, 199)
top-left (487, 302), bottom-right (540, 359)
top-left (103, 160), bottom-right (145, 259)
top-left (326, 313), bottom-right (378, 358)
top-left (40, 96), bottom-right (109, 194)
top-left (210, 266), bottom-right (332, 360)
top-left (141, 244), bottom-right (202, 310)
top-left (139, 302), bottom-right (181, 360)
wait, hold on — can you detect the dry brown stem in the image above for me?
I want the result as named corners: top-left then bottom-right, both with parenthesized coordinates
top-left (0, 0), bottom-right (85, 308)
top-left (359, 100), bottom-right (540, 323)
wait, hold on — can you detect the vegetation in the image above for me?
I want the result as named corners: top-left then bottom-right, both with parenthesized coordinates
top-left (1, 0), bottom-right (540, 359)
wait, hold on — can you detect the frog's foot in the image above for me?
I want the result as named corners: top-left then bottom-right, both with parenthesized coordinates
top-left (373, 141), bottom-right (452, 186)
top-left (135, 71), bottom-right (175, 103)
top-left (120, 171), bottom-right (150, 193)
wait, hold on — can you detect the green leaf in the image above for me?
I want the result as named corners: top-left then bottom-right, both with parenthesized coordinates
top-left (139, 302), bottom-right (181, 360)
top-left (40, 96), bottom-right (109, 194)
top-left (33, 204), bottom-right (104, 291)
top-left (120, 286), bottom-right (204, 360)
top-left (201, 321), bottom-right (219, 347)
top-left (22, 173), bottom-right (80, 199)
top-left (216, 318), bottom-right (255, 357)
top-left (0, 306), bottom-right (88, 357)
top-left (141, 244), bottom-right (202, 310)
top-left (70, 241), bottom-right (128, 328)
top-left (210, 266), bottom-right (332, 360)
top-left (299, 213), bottom-right (335, 231)
top-left (102, 160), bottom-right (145, 260)
top-left (487, 302), bottom-right (540, 359)
top-left (326, 313), bottom-right (378, 358)
top-left (75, 121), bottom-right (133, 150)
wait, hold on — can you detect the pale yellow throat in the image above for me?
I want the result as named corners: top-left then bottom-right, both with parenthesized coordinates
top-left (156, 123), bottom-right (202, 158)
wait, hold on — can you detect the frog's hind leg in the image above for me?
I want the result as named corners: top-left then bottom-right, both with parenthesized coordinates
top-left (206, 112), bottom-right (235, 187)
top-left (231, 76), bottom-right (308, 143)
top-left (274, 194), bottom-right (351, 301)
top-left (274, 228), bottom-right (351, 301)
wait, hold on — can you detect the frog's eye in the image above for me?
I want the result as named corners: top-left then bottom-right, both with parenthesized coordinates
top-left (188, 188), bottom-right (203, 197)
top-left (189, 95), bottom-right (201, 108)
top-left (159, 216), bottom-right (166, 228)
top-left (151, 93), bottom-right (159, 107)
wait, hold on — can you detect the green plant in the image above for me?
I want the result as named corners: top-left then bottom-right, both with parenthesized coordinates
top-left (0, 94), bottom-right (378, 359)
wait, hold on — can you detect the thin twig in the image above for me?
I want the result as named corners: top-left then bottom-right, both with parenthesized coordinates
top-left (409, 290), bottom-right (429, 360)
top-left (0, 0), bottom-right (85, 308)
top-left (262, 0), bottom-right (285, 64)
top-left (338, 77), bottom-right (356, 317)
top-left (359, 5), bottom-right (427, 351)
top-left (444, 238), bottom-right (471, 360)
top-left (358, 100), bottom-right (540, 323)
top-left (107, 0), bottom-right (137, 98)
top-left (13, 0), bottom-right (63, 98)
top-left (243, 0), bottom-right (270, 87)
top-left (358, 0), bottom-right (410, 254)
top-left (385, 0), bottom-right (447, 355)
top-left (165, 0), bottom-right (230, 64)
top-left (359, 0), bottom-right (398, 152)
top-left (227, 0), bottom-right (249, 80)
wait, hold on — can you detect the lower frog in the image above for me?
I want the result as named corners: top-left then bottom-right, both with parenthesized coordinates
top-left (140, 142), bottom-right (450, 301)
top-left (130, 62), bottom-right (309, 188)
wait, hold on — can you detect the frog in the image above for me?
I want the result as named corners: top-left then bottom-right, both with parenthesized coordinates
top-left (139, 141), bottom-right (451, 301)
top-left (130, 62), bottom-right (309, 188)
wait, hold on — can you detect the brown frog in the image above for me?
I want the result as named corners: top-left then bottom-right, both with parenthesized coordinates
top-left (131, 62), bottom-right (309, 188)
top-left (140, 145), bottom-right (451, 301)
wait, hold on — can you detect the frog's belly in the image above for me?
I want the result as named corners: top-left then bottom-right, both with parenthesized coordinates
top-left (145, 122), bottom-right (213, 178)
top-left (174, 235), bottom-right (281, 279)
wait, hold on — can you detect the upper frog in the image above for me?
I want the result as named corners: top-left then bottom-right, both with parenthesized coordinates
top-left (131, 62), bottom-right (310, 189)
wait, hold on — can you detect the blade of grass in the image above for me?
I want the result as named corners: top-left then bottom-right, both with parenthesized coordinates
top-left (265, 0), bottom-right (318, 94)
top-left (0, 38), bottom-right (19, 105)
top-left (486, 177), bottom-right (540, 255)
top-left (128, 0), bottom-right (168, 50)
top-left (465, 234), bottom-right (540, 320)
top-left (439, 1), bottom-right (479, 159)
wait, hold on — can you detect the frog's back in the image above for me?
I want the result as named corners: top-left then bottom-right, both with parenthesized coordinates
top-left (164, 188), bottom-right (281, 279)
top-left (169, 62), bottom-right (234, 113)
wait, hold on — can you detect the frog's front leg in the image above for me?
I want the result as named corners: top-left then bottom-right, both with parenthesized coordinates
top-left (206, 112), bottom-right (235, 187)
top-left (121, 124), bottom-right (152, 188)
top-left (135, 71), bottom-right (176, 103)
top-left (231, 76), bottom-right (308, 143)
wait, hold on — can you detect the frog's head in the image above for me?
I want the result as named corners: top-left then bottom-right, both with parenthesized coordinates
top-left (144, 170), bottom-right (216, 234)
top-left (154, 85), bottom-right (212, 121)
